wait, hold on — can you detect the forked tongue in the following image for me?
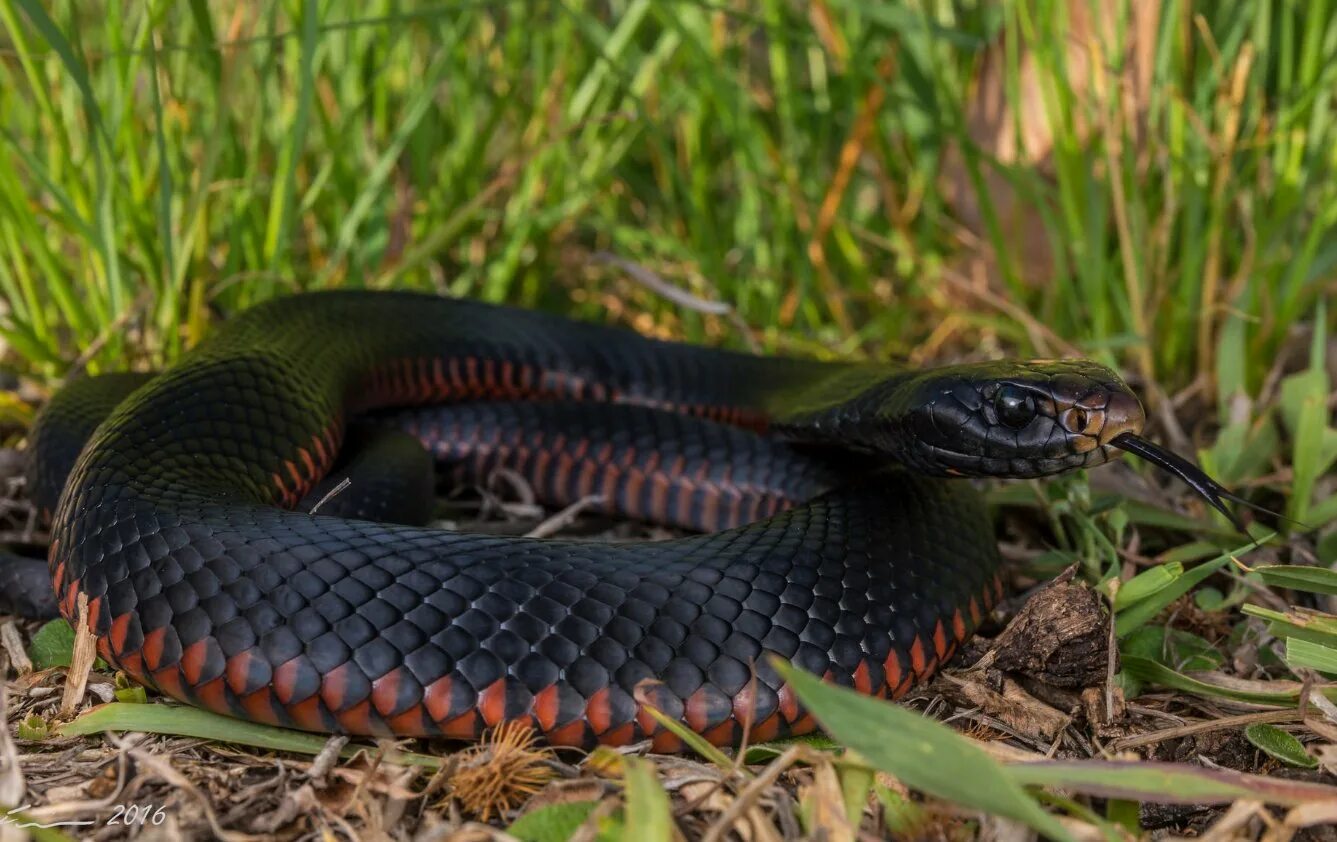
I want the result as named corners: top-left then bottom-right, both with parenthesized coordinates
top-left (1110, 433), bottom-right (1290, 535)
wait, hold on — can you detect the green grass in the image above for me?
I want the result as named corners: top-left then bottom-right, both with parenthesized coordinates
top-left (2, 0), bottom-right (1337, 837)
top-left (2, 1), bottom-right (1332, 380)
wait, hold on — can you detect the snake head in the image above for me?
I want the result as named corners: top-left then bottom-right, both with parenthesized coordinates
top-left (898, 359), bottom-right (1146, 478)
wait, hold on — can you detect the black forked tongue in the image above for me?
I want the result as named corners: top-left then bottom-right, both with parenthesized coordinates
top-left (1110, 433), bottom-right (1286, 535)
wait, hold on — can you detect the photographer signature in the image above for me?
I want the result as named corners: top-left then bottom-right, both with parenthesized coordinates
top-left (0, 804), bottom-right (94, 829)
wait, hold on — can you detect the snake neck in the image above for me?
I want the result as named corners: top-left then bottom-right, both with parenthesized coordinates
top-left (763, 363), bottom-right (922, 462)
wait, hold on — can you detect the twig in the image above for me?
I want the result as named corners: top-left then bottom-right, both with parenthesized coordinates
top-left (488, 467), bottom-right (536, 508)
top-left (592, 252), bottom-right (731, 315)
top-left (804, 51), bottom-right (896, 335)
top-left (123, 740), bottom-right (258, 841)
top-left (699, 745), bottom-right (803, 842)
top-left (525, 496), bottom-right (604, 539)
top-left (1109, 709), bottom-right (1303, 752)
top-left (590, 252), bottom-right (761, 353)
top-left (0, 622), bottom-right (31, 676)
top-left (0, 650), bottom-right (24, 814)
top-left (1199, 800), bottom-right (1266, 839)
top-left (309, 735), bottom-right (350, 784)
top-left (1105, 595), bottom-right (1117, 725)
top-left (16, 748), bottom-right (130, 828)
top-left (59, 594), bottom-right (97, 719)
top-left (308, 478), bottom-right (352, 515)
top-left (66, 287), bottom-right (154, 379)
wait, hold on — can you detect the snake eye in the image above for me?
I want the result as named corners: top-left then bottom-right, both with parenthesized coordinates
top-left (995, 386), bottom-right (1037, 429)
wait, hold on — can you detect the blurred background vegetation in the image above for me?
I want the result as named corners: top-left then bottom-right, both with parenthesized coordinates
top-left (1, 0), bottom-right (1332, 380)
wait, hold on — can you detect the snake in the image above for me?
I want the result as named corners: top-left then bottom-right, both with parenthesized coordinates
top-left (12, 290), bottom-right (1245, 750)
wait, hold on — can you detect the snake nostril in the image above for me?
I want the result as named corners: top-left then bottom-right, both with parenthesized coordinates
top-left (1100, 392), bottom-right (1147, 441)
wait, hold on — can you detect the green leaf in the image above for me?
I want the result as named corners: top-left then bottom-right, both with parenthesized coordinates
top-left (113, 685), bottom-right (148, 704)
top-left (1203, 415), bottom-right (1279, 487)
top-left (1106, 798), bottom-right (1139, 832)
top-left (1112, 669), bottom-right (1144, 700)
top-left (1279, 300), bottom-right (1337, 524)
top-left (1244, 724), bottom-right (1318, 769)
top-left (1194, 586), bottom-right (1229, 611)
top-left (507, 801), bottom-right (599, 842)
top-left (1214, 310), bottom-right (1249, 418)
top-left (1255, 565), bottom-right (1337, 595)
top-left (1307, 493), bottom-right (1337, 528)
top-left (16, 714), bottom-right (47, 741)
top-left (1278, 304), bottom-right (1331, 436)
top-left (1121, 626), bottom-right (1223, 671)
top-left (1160, 540), bottom-right (1227, 565)
top-left (1119, 500), bottom-right (1241, 537)
top-left (58, 703), bottom-right (442, 767)
top-left (773, 660), bottom-right (1075, 842)
top-left (1320, 532), bottom-right (1337, 566)
top-left (1288, 390), bottom-right (1337, 526)
top-left (29, 620), bottom-right (76, 670)
top-left (621, 757), bottom-right (672, 842)
top-left (24, 614), bottom-right (110, 679)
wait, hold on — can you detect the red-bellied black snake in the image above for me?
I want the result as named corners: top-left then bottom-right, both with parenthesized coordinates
top-left (14, 291), bottom-right (1245, 750)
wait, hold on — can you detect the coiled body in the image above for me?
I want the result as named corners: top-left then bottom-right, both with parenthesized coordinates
top-left (44, 291), bottom-right (1058, 750)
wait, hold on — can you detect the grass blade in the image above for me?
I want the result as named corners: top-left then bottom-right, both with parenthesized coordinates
top-left (622, 756), bottom-right (672, 842)
top-left (146, 27), bottom-right (175, 301)
top-left (262, 0), bottom-right (320, 267)
top-left (318, 50), bottom-right (452, 282)
top-left (1256, 565), bottom-right (1337, 595)
top-left (773, 660), bottom-right (1075, 841)
top-left (1285, 637), bottom-right (1337, 676)
top-left (1122, 655), bottom-right (1337, 705)
top-left (1006, 759), bottom-right (1335, 804)
top-left (57, 702), bottom-right (441, 767)
top-left (639, 704), bottom-right (735, 771)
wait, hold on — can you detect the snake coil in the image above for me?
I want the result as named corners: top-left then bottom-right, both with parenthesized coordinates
top-left (31, 291), bottom-right (1165, 750)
